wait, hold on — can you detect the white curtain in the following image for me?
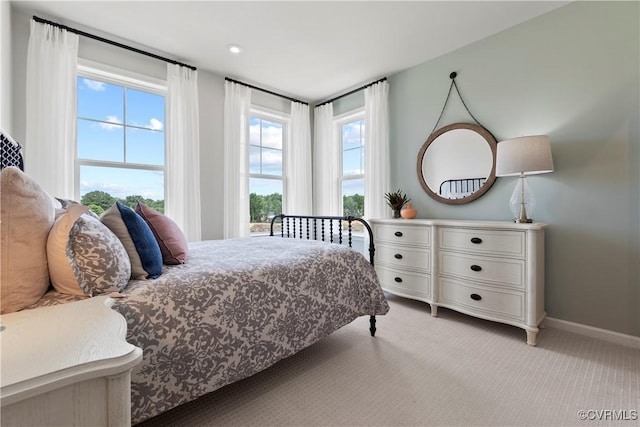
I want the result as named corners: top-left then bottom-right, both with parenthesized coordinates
top-left (285, 102), bottom-right (312, 215)
top-left (166, 64), bottom-right (201, 241)
top-left (223, 81), bottom-right (251, 238)
top-left (25, 20), bottom-right (78, 198)
top-left (364, 81), bottom-right (391, 220)
top-left (313, 103), bottom-right (341, 215)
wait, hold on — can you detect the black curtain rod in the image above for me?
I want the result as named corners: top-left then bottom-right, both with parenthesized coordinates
top-left (32, 15), bottom-right (196, 71)
top-left (315, 77), bottom-right (388, 108)
top-left (225, 77), bottom-right (308, 105)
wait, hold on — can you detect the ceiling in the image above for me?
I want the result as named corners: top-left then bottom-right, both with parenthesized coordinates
top-left (12, 1), bottom-right (569, 103)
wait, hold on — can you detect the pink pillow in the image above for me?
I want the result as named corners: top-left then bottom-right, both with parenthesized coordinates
top-left (135, 202), bottom-right (188, 264)
top-left (0, 167), bottom-right (55, 313)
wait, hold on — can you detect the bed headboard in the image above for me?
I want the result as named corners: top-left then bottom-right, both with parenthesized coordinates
top-left (439, 177), bottom-right (486, 199)
top-left (269, 214), bottom-right (375, 265)
top-left (1, 130), bottom-right (24, 172)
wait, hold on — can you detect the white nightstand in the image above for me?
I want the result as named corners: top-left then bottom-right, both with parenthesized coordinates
top-left (1, 296), bottom-right (142, 426)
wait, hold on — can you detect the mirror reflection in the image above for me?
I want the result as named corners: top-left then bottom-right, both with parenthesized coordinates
top-left (417, 123), bottom-right (497, 205)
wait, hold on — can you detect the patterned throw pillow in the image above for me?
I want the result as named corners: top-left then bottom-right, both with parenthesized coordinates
top-left (47, 204), bottom-right (131, 296)
top-left (135, 202), bottom-right (189, 265)
top-left (101, 202), bottom-right (163, 279)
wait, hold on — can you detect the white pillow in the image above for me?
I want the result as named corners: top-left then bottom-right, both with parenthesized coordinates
top-left (47, 204), bottom-right (131, 296)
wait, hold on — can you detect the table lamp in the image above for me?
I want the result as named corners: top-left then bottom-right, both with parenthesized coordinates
top-left (496, 135), bottom-right (554, 223)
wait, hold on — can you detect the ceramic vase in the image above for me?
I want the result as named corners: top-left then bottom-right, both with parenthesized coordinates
top-left (400, 203), bottom-right (417, 219)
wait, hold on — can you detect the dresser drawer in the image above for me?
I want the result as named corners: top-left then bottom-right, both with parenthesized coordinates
top-left (438, 277), bottom-right (525, 321)
top-left (376, 244), bottom-right (430, 272)
top-left (439, 252), bottom-right (525, 289)
top-left (375, 224), bottom-right (430, 246)
top-left (376, 265), bottom-right (430, 300)
top-left (439, 228), bottom-right (525, 257)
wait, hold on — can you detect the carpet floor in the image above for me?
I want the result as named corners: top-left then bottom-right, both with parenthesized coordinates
top-left (137, 294), bottom-right (639, 427)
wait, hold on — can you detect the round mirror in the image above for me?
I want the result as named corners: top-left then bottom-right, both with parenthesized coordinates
top-left (417, 123), bottom-right (497, 205)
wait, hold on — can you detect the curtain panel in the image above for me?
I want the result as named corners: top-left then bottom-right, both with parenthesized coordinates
top-left (285, 102), bottom-right (312, 215)
top-left (223, 81), bottom-right (251, 238)
top-left (364, 81), bottom-right (391, 220)
top-left (25, 20), bottom-right (78, 199)
top-left (313, 103), bottom-right (341, 215)
top-left (166, 64), bottom-right (202, 242)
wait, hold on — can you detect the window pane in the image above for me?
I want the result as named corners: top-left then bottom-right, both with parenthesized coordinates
top-left (342, 178), bottom-right (364, 217)
top-left (261, 147), bottom-right (283, 176)
top-left (261, 120), bottom-right (283, 149)
top-left (79, 165), bottom-right (164, 214)
top-left (249, 178), bottom-right (282, 235)
top-left (77, 78), bottom-right (123, 123)
top-left (77, 118), bottom-right (124, 162)
top-left (342, 119), bottom-right (363, 150)
top-left (126, 88), bottom-right (164, 130)
top-left (343, 147), bottom-right (363, 176)
top-left (249, 145), bottom-right (261, 174)
top-left (126, 128), bottom-right (164, 165)
top-left (249, 117), bottom-right (261, 146)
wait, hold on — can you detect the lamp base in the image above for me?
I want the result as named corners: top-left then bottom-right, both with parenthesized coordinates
top-left (509, 174), bottom-right (536, 224)
top-left (514, 218), bottom-right (533, 224)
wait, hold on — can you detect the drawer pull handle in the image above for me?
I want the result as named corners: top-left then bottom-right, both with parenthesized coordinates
top-left (394, 231), bottom-right (403, 237)
top-left (394, 253), bottom-right (403, 259)
top-left (470, 293), bottom-right (482, 301)
top-left (394, 277), bottom-right (403, 283)
top-left (471, 237), bottom-right (482, 244)
top-left (470, 264), bottom-right (482, 272)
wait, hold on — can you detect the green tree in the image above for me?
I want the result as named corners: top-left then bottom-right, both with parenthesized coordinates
top-left (264, 193), bottom-right (282, 219)
top-left (81, 191), bottom-right (116, 211)
top-left (250, 193), bottom-right (266, 222)
top-left (87, 204), bottom-right (104, 216)
top-left (343, 193), bottom-right (364, 217)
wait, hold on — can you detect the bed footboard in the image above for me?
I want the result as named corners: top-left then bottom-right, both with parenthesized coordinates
top-left (269, 214), bottom-right (378, 336)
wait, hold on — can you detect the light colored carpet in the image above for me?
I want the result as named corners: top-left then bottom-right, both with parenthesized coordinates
top-left (137, 295), bottom-right (639, 427)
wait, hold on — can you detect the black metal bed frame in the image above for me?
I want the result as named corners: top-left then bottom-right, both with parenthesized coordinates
top-left (439, 177), bottom-right (486, 198)
top-left (269, 213), bottom-right (378, 336)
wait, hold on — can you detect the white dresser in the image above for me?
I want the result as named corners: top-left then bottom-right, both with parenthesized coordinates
top-left (1, 297), bottom-right (143, 426)
top-left (371, 219), bottom-right (546, 345)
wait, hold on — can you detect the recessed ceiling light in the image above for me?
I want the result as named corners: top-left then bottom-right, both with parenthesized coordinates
top-left (228, 44), bottom-right (242, 54)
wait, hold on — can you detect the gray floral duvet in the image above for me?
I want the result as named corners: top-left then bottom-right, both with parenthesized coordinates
top-left (33, 237), bottom-right (389, 424)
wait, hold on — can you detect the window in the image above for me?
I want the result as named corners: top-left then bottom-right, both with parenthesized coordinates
top-left (249, 108), bottom-right (287, 235)
top-left (339, 110), bottom-right (365, 218)
top-left (76, 65), bottom-right (166, 216)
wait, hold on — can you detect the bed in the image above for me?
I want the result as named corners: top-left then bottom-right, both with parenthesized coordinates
top-left (1, 140), bottom-right (389, 424)
top-left (32, 222), bottom-right (388, 424)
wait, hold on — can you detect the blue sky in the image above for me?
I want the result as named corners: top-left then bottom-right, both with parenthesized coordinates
top-left (77, 77), bottom-right (165, 200)
top-left (78, 77), bottom-right (365, 202)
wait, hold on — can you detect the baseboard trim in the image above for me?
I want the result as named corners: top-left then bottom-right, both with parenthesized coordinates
top-left (545, 317), bottom-right (640, 349)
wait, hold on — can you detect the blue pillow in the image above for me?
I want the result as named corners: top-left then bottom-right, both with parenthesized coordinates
top-left (101, 202), bottom-right (163, 279)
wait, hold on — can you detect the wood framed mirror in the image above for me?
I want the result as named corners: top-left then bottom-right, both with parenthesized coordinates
top-left (417, 122), bottom-right (497, 205)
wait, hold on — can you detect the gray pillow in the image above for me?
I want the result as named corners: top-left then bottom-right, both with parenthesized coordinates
top-left (47, 204), bottom-right (131, 296)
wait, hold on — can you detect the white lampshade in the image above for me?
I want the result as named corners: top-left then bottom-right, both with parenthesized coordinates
top-left (496, 135), bottom-right (554, 177)
top-left (496, 135), bottom-right (554, 223)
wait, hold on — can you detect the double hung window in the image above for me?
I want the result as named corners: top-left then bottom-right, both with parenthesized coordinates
top-left (249, 108), bottom-right (287, 234)
top-left (338, 110), bottom-right (365, 218)
top-left (76, 64), bottom-right (166, 215)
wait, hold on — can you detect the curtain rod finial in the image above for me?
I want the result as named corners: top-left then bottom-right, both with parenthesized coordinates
top-left (449, 71), bottom-right (457, 79)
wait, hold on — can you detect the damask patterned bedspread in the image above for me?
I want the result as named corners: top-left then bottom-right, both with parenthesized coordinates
top-left (34, 237), bottom-right (389, 423)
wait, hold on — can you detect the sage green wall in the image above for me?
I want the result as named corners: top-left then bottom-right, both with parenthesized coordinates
top-left (389, 1), bottom-right (639, 336)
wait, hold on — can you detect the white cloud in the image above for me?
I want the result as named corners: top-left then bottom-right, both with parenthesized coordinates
top-left (148, 118), bottom-right (163, 130)
top-left (83, 79), bottom-right (106, 91)
top-left (99, 115), bottom-right (122, 130)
